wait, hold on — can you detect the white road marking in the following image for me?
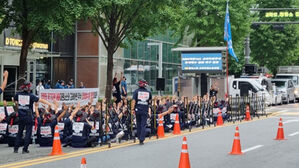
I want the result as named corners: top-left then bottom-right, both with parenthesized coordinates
top-left (278, 110), bottom-right (288, 113)
top-left (274, 116), bottom-right (299, 119)
top-left (283, 119), bottom-right (299, 124)
top-left (242, 145), bottom-right (264, 153)
top-left (288, 132), bottom-right (299, 137)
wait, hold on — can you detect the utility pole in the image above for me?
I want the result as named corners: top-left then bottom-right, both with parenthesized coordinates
top-left (245, 36), bottom-right (250, 64)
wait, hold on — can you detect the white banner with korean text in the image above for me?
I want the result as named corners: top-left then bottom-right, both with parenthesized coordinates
top-left (39, 88), bottom-right (99, 106)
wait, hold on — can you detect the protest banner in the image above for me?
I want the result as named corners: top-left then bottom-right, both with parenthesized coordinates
top-left (39, 88), bottom-right (99, 107)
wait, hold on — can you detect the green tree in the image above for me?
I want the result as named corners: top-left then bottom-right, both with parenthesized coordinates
top-left (250, 0), bottom-right (299, 74)
top-left (85, 0), bottom-right (183, 100)
top-left (174, 0), bottom-right (255, 75)
top-left (0, 0), bottom-right (83, 84)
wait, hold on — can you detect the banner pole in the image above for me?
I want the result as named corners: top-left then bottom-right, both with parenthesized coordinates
top-left (226, 43), bottom-right (229, 97)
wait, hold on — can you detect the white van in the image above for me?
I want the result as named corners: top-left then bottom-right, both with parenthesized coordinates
top-left (276, 74), bottom-right (299, 100)
top-left (229, 78), bottom-right (272, 105)
top-left (241, 75), bottom-right (281, 105)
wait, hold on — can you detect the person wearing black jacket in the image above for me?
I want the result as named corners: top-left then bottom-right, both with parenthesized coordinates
top-left (13, 81), bottom-right (54, 154)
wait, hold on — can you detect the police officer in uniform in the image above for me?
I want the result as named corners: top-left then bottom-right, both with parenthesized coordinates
top-left (131, 80), bottom-right (152, 145)
top-left (13, 81), bottom-right (53, 154)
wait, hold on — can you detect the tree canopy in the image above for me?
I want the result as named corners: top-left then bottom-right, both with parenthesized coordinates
top-left (173, 0), bottom-right (256, 75)
top-left (250, 0), bottom-right (299, 74)
top-left (0, 0), bottom-right (83, 82)
top-left (84, 0), bottom-right (184, 100)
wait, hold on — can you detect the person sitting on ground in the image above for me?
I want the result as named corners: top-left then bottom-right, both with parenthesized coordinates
top-left (35, 101), bottom-right (66, 147)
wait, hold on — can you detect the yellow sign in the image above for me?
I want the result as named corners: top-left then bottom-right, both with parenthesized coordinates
top-left (265, 11), bottom-right (299, 18)
top-left (5, 38), bottom-right (48, 50)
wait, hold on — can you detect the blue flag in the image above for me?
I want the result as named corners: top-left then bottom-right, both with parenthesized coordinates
top-left (224, 2), bottom-right (238, 62)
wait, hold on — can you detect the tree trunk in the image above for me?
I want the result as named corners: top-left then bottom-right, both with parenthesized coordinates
top-left (105, 45), bottom-right (115, 102)
top-left (18, 29), bottom-right (33, 87)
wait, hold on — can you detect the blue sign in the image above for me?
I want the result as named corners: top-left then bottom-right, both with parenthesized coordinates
top-left (181, 53), bottom-right (222, 72)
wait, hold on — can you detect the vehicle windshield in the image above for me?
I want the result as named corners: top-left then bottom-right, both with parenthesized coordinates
top-left (251, 80), bottom-right (264, 91)
top-left (272, 81), bottom-right (286, 88)
top-left (276, 75), bottom-right (298, 85)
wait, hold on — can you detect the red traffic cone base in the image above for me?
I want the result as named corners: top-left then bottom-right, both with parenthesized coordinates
top-left (229, 126), bottom-right (242, 155)
top-left (157, 116), bottom-right (165, 138)
top-left (275, 118), bottom-right (286, 140)
top-left (81, 157), bottom-right (87, 168)
top-left (178, 136), bottom-right (191, 168)
top-left (245, 105), bottom-right (251, 121)
top-left (173, 114), bottom-right (181, 135)
top-left (217, 111), bottom-right (224, 126)
top-left (49, 125), bottom-right (65, 156)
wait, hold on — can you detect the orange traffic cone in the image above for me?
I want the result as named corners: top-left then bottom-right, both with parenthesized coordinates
top-left (81, 157), bottom-right (87, 168)
top-left (49, 125), bottom-right (65, 156)
top-left (217, 111), bottom-right (223, 126)
top-left (245, 104), bottom-right (251, 121)
top-left (229, 126), bottom-right (242, 155)
top-left (178, 136), bottom-right (191, 168)
top-left (157, 116), bottom-right (165, 138)
top-left (275, 118), bottom-right (286, 140)
top-left (173, 114), bottom-right (181, 135)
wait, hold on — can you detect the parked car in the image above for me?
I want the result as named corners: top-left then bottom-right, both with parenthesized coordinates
top-left (271, 79), bottom-right (295, 104)
top-left (276, 74), bottom-right (299, 101)
top-left (271, 83), bottom-right (283, 105)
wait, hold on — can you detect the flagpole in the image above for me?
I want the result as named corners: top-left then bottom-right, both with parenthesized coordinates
top-left (226, 43), bottom-right (229, 97)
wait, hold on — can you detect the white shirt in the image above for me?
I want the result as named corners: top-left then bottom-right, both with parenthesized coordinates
top-left (36, 84), bottom-right (44, 96)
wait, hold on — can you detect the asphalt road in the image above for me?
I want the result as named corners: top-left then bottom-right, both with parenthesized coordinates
top-left (1, 103), bottom-right (299, 168)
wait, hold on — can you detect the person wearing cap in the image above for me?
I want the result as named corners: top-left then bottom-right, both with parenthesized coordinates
top-left (13, 81), bottom-right (54, 154)
top-left (131, 79), bottom-right (152, 145)
top-left (0, 70), bottom-right (8, 95)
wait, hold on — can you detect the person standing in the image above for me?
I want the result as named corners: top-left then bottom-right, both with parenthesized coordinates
top-left (121, 76), bottom-right (127, 98)
top-left (79, 82), bottom-right (85, 88)
top-left (131, 79), bottom-right (152, 145)
top-left (13, 81), bottom-right (53, 154)
top-left (0, 70), bottom-right (8, 94)
top-left (69, 79), bottom-right (75, 88)
top-left (36, 81), bottom-right (44, 96)
top-left (44, 80), bottom-right (51, 89)
top-left (112, 72), bottom-right (122, 104)
top-left (209, 83), bottom-right (219, 99)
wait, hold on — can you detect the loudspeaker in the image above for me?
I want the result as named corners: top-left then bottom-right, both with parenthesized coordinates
top-left (245, 64), bottom-right (257, 74)
top-left (156, 78), bottom-right (165, 91)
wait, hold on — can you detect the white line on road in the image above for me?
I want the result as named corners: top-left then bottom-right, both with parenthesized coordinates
top-left (242, 145), bottom-right (264, 153)
top-left (278, 110), bottom-right (288, 113)
top-left (288, 132), bottom-right (299, 137)
top-left (274, 116), bottom-right (299, 119)
top-left (283, 119), bottom-right (299, 124)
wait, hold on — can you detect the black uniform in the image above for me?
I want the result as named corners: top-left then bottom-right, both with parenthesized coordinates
top-left (0, 106), bottom-right (8, 143)
top-left (37, 114), bottom-right (57, 147)
top-left (14, 92), bottom-right (39, 153)
top-left (132, 87), bottom-right (152, 144)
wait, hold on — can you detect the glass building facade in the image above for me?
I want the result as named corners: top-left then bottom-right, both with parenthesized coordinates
top-left (121, 36), bottom-right (184, 95)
